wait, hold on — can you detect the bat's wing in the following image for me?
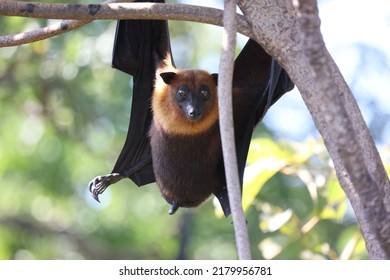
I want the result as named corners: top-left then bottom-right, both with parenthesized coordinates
top-left (233, 39), bottom-right (294, 177)
top-left (214, 39), bottom-right (294, 216)
top-left (111, 17), bottom-right (174, 184)
top-left (89, 0), bottom-right (173, 200)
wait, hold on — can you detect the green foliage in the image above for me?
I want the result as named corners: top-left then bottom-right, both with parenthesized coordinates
top-left (242, 138), bottom-right (369, 259)
top-left (1, 6), bottom-right (386, 260)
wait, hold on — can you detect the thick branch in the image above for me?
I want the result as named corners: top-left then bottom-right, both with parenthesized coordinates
top-left (296, 0), bottom-right (390, 259)
top-left (0, 1), bottom-right (253, 47)
top-left (0, 0), bottom-right (132, 47)
top-left (238, 0), bottom-right (390, 259)
top-left (218, 0), bottom-right (251, 260)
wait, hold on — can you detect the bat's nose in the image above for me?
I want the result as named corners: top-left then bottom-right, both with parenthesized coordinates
top-left (186, 107), bottom-right (201, 120)
top-left (189, 109), bottom-right (200, 119)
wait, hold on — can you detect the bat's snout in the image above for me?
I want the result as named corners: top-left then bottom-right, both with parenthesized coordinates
top-left (187, 107), bottom-right (202, 120)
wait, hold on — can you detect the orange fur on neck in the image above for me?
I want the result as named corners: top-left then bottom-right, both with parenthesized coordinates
top-left (152, 69), bottom-right (219, 136)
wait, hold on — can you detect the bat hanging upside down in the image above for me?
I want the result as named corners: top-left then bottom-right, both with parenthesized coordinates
top-left (88, 0), bottom-right (294, 217)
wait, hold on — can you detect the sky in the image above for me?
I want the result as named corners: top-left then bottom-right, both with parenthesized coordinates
top-left (179, 0), bottom-right (390, 146)
top-left (264, 0), bottom-right (390, 141)
top-left (262, 0), bottom-right (390, 144)
top-left (317, 0), bottom-right (390, 144)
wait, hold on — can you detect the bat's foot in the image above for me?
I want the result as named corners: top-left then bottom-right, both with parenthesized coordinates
top-left (168, 201), bottom-right (179, 215)
top-left (88, 173), bottom-right (124, 202)
top-left (214, 186), bottom-right (231, 217)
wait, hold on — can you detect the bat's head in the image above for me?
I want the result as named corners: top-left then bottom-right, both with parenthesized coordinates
top-left (160, 71), bottom-right (218, 121)
top-left (153, 69), bottom-right (219, 136)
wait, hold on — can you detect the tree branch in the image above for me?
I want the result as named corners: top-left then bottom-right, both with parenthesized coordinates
top-left (218, 0), bottom-right (251, 260)
top-left (0, 1), bottom-right (253, 47)
top-left (296, 0), bottom-right (390, 259)
top-left (0, 0), bottom-right (133, 47)
top-left (238, 0), bottom-right (390, 259)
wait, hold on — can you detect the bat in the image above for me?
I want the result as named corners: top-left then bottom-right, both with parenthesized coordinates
top-left (89, 0), bottom-right (294, 217)
top-left (150, 67), bottom-right (221, 215)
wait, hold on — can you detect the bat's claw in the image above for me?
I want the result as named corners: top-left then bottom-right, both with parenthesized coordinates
top-left (168, 201), bottom-right (179, 215)
top-left (88, 176), bottom-right (107, 202)
top-left (88, 173), bottom-right (124, 202)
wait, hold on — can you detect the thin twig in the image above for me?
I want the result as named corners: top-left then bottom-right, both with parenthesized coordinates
top-left (218, 0), bottom-right (251, 260)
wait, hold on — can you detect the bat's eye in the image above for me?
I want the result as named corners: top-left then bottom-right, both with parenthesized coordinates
top-left (199, 86), bottom-right (211, 100)
top-left (177, 87), bottom-right (188, 99)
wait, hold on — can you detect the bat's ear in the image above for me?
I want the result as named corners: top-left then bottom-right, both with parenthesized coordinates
top-left (160, 72), bottom-right (177, 84)
top-left (210, 73), bottom-right (218, 86)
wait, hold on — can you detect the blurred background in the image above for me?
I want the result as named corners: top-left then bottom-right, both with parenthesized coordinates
top-left (0, 0), bottom-right (389, 259)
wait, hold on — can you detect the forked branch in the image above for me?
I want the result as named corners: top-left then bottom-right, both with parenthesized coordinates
top-left (0, 1), bottom-right (253, 47)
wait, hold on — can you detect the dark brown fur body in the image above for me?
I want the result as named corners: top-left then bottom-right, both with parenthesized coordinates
top-left (149, 117), bottom-right (224, 208)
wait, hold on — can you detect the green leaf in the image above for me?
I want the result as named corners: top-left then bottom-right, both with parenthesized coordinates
top-left (242, 138), bottom-right (313, 212)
